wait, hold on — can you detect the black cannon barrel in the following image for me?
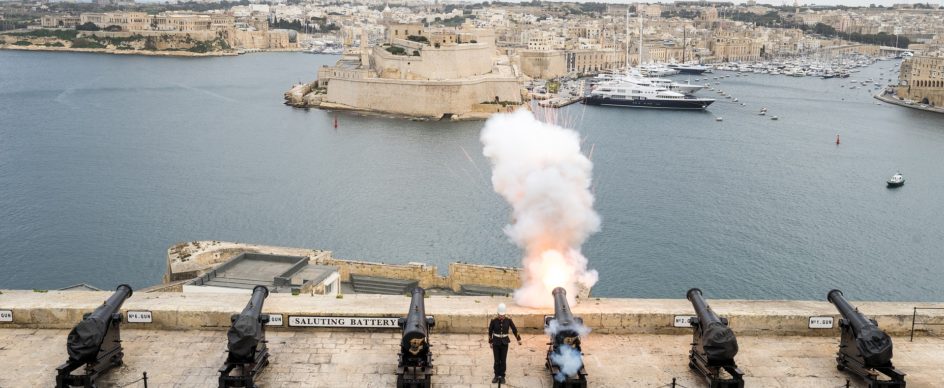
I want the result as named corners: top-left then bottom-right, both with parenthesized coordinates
top-left (66, 284), bottom-right (133, 362)
top-left (552, 287), bottom-right (576, 326)
top-left (687, 288), bottom-right (723, 327)
top-left (686, 288), bottom-right (738, 364)
top-left (227, 285), bottom-right (269, 362)
top-left (401, 287), bottom-right (429, 353)
top-left (827, 289), bottom-right (874, 335)
top-left (827, 289), bottom-right (893, 366)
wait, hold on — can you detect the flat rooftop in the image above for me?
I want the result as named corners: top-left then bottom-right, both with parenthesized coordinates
top-left (2, 329), bottom-right (942, 387)
top-left (186, 253), bottom-right (336, 292)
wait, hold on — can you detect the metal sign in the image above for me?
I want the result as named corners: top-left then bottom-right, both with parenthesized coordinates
top-left (288, 316), bottom-right (400, 328)
top-left (0, 310), bottom-right (12, 322)
top-left (127, 310), bottom-right (152, 323)
top-left (673, 315), bottom-right (696, 328)
top-left (809, 316), bottom-right (834, 329)
top-left (266, 314), bottom-right (283, 327)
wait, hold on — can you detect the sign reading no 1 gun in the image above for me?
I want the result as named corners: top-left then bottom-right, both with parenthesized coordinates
top-left (0, 310), bottom-right (12, 322)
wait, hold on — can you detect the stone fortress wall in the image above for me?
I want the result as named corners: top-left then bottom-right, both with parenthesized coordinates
top-left (322, 76), bottom-right (521, 118)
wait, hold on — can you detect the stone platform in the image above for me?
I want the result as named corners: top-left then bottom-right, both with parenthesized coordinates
top-left (3, 329), bottom-right (944, 387)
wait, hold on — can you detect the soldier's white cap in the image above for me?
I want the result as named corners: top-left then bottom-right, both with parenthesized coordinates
top-left (497, 303), bottom-right (506, 315)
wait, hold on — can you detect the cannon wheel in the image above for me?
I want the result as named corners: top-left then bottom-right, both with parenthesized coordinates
top-left (112, 352), bottom-right (124, 367)
top-left (689, 361), bottom-right (697, 370)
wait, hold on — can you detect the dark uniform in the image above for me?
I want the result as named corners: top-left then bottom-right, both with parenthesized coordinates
top-left (488, 316), bottom-right (521, 382)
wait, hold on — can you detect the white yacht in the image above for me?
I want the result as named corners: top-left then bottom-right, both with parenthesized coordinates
top-left (638, 64), bottom-right (680, 77)
top-left (590, 71), bottom-right (704, 95)
top-left (582, 80), bottom-right (715, 110)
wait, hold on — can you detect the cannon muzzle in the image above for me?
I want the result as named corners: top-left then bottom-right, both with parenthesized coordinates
top-left (226, 285), bottom-right (270, 363)
top-left (66, 284), bottom-right (133, 363)
top-left (399, 287), bottom-right (433, 358)
top-left (827, 289), bottom-right (893, 367)
top-left (686, 288), bottom-right (738, 364)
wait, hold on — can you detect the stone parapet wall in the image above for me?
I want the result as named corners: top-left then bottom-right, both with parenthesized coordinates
top-left (3, 290), bottom-right (943, 337)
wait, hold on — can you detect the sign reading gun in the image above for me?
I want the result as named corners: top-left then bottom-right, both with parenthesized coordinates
top-left (685, 288), bottom-right (744, 388)
top-left (828, 289), bottom-right (906, 387)
top-left (56, 284), bottom-right (133, 388)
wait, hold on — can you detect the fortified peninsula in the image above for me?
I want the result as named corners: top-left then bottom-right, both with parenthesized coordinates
top-left (285, 22), bottom-right (526, 120)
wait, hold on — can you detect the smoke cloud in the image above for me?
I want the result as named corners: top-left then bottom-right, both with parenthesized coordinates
top-left (481, 110), bottom-right (600, 308)
top-left (550, 344), bottom-right (584, 382)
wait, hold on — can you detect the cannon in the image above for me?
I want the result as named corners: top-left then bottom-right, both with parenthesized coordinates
top-left (219, 285), bottom-right (271, 388)
top-left (544, 287), bottom-right (587, 388)
top-left (56, 284), bottom-right (133, 388)
top-left (685, 288), bottom-right (743, 388)
top-left (397, 287), bottom-right (435, 388)
top-left (828, 289), bottom-right (906, 387)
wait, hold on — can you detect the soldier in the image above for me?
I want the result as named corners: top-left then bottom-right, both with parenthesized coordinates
top-left (488, 303), bottom-right (521, 384)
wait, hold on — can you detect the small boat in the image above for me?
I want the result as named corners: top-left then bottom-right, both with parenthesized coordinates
top-left (771, 116), bottom-right (779, 120)
top-left (887, 173), bottom-right (905, 188)
top-left (716, 117), bottom-right (724, 122)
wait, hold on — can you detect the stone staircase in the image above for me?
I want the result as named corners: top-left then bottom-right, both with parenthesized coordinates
top-left (350, 274), bottom-right (418, 295)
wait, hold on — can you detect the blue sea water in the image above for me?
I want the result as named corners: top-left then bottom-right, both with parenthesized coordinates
top-left (1, 50), bottom-right (942, 301)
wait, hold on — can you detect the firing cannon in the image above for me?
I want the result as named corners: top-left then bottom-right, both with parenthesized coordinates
top-left (396, 287), bottom-right (435, 388)
top-left (685, 288), bottom-right (743, 388)
top-left (544, 287), bottom-right (588, 388)
top-left (56, 284), bottom-right (133, 388)
top-left (219, 285), bottom-right (271, 388)
top-left (827, 289), bottom-right (906, 387)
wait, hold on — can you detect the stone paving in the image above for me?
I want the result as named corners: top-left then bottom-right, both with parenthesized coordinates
top-left (2, 329), bottom-right (943, 387)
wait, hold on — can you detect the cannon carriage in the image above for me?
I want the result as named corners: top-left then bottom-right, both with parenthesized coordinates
top-left (219, 285), bottom-right (271, 388)
top-left (544, 287), bottom-right (588, 388)
top-left (685, 288), bottom-right (744, 388)
top-left (396, 287), bottom-right (435, 388)
top-left (828, 289), bottom-right (906, 388)
top-left (56, 284), bottom-right (133, 388)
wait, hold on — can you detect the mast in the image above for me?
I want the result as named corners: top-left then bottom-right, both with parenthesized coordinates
top-left (683, 27), bottom-right (686, 64)
top-left (638, 3), bottom-right (644, 66)
top-left (625, 7), bottom-right (630, 74)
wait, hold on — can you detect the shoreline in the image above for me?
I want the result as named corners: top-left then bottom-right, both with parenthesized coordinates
top-left (0, 44), bottom-right (306, 57)
top-left (874, 92), bottom-right (944, 114)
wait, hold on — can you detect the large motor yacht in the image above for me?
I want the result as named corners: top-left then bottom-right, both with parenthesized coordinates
top-left (582, 80), bottom-right (715, 110)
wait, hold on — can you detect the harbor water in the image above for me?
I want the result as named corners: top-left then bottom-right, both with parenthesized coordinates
top-left (1, 51), bottom-right (942, 301)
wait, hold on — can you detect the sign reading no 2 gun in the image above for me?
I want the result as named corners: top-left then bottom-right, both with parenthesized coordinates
top-left (0, 310), bottom-right (12, 322)
top-left (127, 310), bottom-right (152, 323)
top-left (289, 316), bottom-right (400, 328)
top-left (673, 315), bottom-right (696, 328)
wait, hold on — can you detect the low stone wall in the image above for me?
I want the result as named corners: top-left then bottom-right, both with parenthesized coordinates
top-left (2, 290), bottom-right (944, 337)
top-left (166, 241), bottom-right (521, 294)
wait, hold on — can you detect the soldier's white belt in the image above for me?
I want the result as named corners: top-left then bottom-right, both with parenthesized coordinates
top-left (492, 334), bottom-right (509, 338)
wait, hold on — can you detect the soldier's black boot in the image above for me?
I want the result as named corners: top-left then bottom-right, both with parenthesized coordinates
top-left (492, 376), bottom-right (499, 384)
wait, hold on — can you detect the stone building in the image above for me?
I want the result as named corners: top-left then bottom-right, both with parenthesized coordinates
top-left (312, 27), bottom-right (522, 120)
top-left (709, 31), bottom-right (761, 62)
top-left (897, 54), bottom-right (944, 107)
